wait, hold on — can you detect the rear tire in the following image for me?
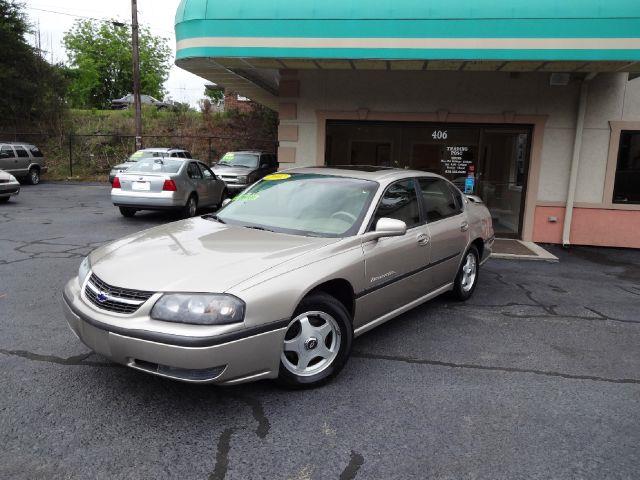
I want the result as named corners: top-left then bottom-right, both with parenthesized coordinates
top-left (451, 245), bottom-right (480, 301)
top-left (119, 207), bottom-right (137, 217)
top-left (276, 292), bottom-right (353, 389)
top-left (183, 194), bottom-right (198, 218)
top-left (27, 167), bottom-right (40, 185)
top-left (0, 197), bottom-right (9, 203)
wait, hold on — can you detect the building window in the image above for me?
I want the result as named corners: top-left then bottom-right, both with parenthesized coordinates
top-left (613, 130), bottom-right (640, 204)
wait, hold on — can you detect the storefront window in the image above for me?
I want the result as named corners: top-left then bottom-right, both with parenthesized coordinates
top-left (613, 131), bottom-right (640, 204)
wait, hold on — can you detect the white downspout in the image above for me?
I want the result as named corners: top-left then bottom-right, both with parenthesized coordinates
top-left (562, 72), bottom-right (597, 247)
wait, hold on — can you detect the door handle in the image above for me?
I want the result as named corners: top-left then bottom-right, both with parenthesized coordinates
top-left (416, 233), bottom-right (430, 246)
top-left (460, 221), bottom-right (469, 232)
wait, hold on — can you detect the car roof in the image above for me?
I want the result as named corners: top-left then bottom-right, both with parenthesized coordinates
top-left (1, 142), bottom-right (35, 147)
top-left (139, 148), bottom-right (188, 153)
top-left (282, 165), bottom-right (444, 182)
top-left (228, 150), bottom-right (267, 154)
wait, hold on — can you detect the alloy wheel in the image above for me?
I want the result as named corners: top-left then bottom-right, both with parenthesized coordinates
top-left (461, 252), bottom-right (477, 292)
top-left (281, 311), bottom-right (341, 377)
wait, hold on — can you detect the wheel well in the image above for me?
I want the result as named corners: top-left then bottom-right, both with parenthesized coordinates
top-left (471, 237), bottom-right (484, 260)
top-left (308, 279), bottom-right (355, 319)
top-left (29, 164), bottom-right (40, 172)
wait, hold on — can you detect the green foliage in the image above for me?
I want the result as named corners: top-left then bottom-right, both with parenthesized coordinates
top-left (63, 19), bottom-right (171, 109)
top-left (0, 0), bottom-right (67, 130)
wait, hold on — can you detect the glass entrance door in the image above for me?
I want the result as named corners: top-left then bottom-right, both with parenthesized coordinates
top-left (477, 129), bottom-right (530, 237)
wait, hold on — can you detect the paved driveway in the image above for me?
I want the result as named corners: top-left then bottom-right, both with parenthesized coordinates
top-left (1, 183), bottom-right (639, 480)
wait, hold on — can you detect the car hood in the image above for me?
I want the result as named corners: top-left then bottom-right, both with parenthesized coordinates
top-left (0, 170), bottom-right (17, 181)
top-left (89, 218), bottom-right (339, 293)
top-left (212, 165), bottom-right (255, 176)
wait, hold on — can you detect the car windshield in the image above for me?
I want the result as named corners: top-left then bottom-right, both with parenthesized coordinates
top-left (217, 152), bottom-right (258, 168)
top-left (128, 158), bottom-right (183, 173)
top-left (216, 173), bottom-right (378, 237)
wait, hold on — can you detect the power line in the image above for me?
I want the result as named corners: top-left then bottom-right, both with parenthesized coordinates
top-left (24, 6), bottom-right (175, 36)
top-left (25, 6), bottom-right (130, 24)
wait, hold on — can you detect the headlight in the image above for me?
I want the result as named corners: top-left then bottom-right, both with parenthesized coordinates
top-left (151, 294), bottom-right (245, 325)
top-left (237, 175), bottom-right (248, 184)
top-left (78, 256), bottom-right (91, 282)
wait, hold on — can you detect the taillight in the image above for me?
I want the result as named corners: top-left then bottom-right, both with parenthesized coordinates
top-left (162, 179), bottom-right (177, 191)
top-left (112, 176), bottom-right (121, 188)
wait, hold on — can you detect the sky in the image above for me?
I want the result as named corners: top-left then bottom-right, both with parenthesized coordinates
top-left (22, 0), bottom-right (207, 106)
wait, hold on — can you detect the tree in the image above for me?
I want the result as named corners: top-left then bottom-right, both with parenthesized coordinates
top-left (0, 0), bottom-right (67, 130)
top-left (63, 19), bottom-right (171, 109)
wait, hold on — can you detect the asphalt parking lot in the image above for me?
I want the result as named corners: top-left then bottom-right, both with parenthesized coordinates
top-left (1, 182), bottom-right (639, 480)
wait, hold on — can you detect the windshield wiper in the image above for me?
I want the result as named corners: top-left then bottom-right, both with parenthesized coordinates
top-left (201, 214), bottom-right (225, 224)
top-left (243, 225), bottom-right (274, 232)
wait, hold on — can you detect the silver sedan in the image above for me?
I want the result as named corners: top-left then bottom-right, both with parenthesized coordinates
top-left (111, 158), bottom-right (228, 217)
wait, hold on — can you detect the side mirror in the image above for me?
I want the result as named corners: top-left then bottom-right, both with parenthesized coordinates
top-left (362, 218), bottom-right (407, 242)
top-left (260, 163), bottom-right (268, 169)
top-left (465, 195), bottom-right (483, 204)
top-left (221, 198), bottom-right (232, 207)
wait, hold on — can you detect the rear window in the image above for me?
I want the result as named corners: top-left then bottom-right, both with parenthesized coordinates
top-left (128, 158), bottom-right (183, 173)
top-left (29, 146), bottom-right (43, 157)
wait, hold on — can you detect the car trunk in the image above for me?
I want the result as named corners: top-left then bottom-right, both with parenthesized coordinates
top-left (118, 173), bottom-right (168, 193)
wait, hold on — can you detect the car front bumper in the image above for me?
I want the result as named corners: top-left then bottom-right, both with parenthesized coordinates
top-left (225, 183), bottom-right (248, 193)
top-left (0, 181), bottom-right (20, 197)
top-left (111, 189), bottom-right (187, 210)
top-left (62, 277), bottom-right (286, 384)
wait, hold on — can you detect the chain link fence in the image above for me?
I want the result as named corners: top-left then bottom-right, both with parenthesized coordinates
top-left (0, 132), bottom-right (278, 180)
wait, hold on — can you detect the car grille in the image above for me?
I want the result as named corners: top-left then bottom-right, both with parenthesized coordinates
top-left (84, 273), bottom-right (154, 314)
top-left (219, 175), bottom-right (239, 184)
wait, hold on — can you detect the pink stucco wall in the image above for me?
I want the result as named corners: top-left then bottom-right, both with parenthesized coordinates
top-left (533, 206), bottom-right (640, 248)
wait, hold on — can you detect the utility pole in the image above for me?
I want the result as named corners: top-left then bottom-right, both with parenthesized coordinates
top-left (131, 0), bottom-right (142, 150)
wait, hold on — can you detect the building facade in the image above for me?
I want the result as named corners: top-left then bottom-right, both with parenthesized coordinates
top-left (174, 0), bottom-right (640, 248)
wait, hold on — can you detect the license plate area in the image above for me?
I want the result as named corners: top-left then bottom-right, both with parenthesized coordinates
top-left (132, 181), bottom-right (150, 191)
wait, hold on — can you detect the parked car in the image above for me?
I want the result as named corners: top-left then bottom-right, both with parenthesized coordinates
top-left (0, 169), bottom-right (20, 202)
top-left (109, 148), bottom-right (192, 184)
top-left (63, 166), bottom-right (494, 388)
top-left (110, 94), bottom-right (171, 110)
top-left (111, 157), bottom-right (227, 218)
top-left (212, 151), bottom-right (278, 194)
top-left (0, 142), bottom-right (47, 184)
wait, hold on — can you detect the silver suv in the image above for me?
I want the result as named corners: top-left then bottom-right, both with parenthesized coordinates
top-left (0, 142), bottom-right (48, 185)
top-left (212, 151), bottom-right (278, 194)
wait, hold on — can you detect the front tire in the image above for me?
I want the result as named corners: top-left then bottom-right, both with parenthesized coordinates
top-left (27, 167), bottom-right (40, 185)
top-left (119, 207), bottom-right (137, 217)
top-left (277, 292), bottom-right (353, 389)
top-left (451, 245), bottom-right (480, 301)
top-left (0, 197), bottom-right (10, 203)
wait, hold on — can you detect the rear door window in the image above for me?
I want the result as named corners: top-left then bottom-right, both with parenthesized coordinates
top-left (418, 178), bottom-right (462, 222)
top-left (187, 162), bottom-right (203, 179)
top-left (14, 146), bottom-right (29, 158)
